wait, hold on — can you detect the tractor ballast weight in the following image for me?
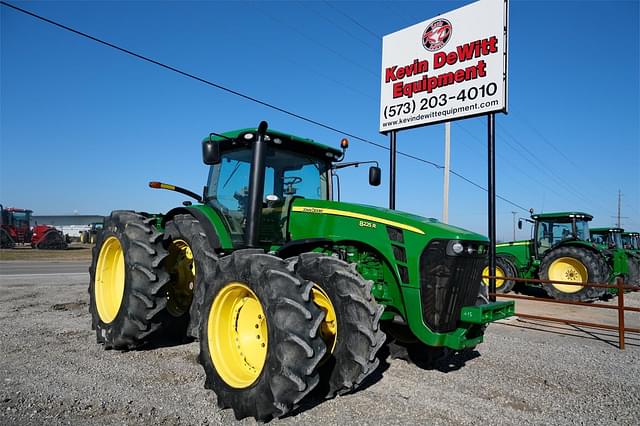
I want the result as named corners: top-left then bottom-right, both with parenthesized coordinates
top-left (89, 122), bottom-right (514, 421)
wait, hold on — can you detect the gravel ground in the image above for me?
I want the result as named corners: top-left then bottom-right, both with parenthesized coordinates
top-left (1, 272), bottom-right (639, 425)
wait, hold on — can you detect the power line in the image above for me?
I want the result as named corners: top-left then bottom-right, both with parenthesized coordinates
top-left (302, 1), bottom-right (379, 51)
top-left (1, 1), bottom-right (529, 213)
top-left (322, 1), bottom-right (381, 39)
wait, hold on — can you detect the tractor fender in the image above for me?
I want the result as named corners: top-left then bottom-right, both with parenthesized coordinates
top-left (162, 207), bottom-right (224, 249)
top-left (275, 238), bottom-right (335, 259)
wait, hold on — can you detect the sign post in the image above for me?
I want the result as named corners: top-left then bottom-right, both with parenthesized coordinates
top-left (389, 130), bottom-right (397, 210)
top-left (488, 113), bottom-right (496, 300)
top-left (379, 0), bottom-right (508, 299)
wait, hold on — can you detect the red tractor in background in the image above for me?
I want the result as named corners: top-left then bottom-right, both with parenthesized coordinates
top-left (0, 205), bottom-right (67, 249)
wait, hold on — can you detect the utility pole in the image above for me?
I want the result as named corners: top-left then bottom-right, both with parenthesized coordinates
top-left (512, 211), bottom-right (517, 241)
top-left (612, 189), bottom-right (628, 228)
top-left (617, 189), bottom-right (621, 228)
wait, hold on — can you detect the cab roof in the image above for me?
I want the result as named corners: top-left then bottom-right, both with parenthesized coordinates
top-left (3, 207), bottom-right (33, 213)
top-left (591, 227), bottom-right (624, 233)
top-left (531, 211), bottom-right (593, 221)
top-left (204, 128), bottom-right (343, 159)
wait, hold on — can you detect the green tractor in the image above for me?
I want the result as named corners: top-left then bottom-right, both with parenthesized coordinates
top-left (80, 221), bottom-right (104, 244)
top-left (88, 122), bottom-right (514, 420)
top-left (493, 212), bottom-right (636, 301)
top-left (590, 227), bottom-right (640, 287)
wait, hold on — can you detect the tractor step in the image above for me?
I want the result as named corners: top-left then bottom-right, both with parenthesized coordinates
top-left (460, 301), bottom-right (515, 324)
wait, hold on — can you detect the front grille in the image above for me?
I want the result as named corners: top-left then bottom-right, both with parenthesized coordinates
top-left (419, 239), bottom-right (486, 333)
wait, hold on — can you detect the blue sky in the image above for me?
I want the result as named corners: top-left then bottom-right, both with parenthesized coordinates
top-left (1, 0), bottom-right (638, 241)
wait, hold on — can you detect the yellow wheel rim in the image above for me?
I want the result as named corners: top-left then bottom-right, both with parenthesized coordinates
top-left (549, 257), bottom-right (587, 293)
top-left (95, 236), bottom-right (125, 323)
top-left (311, 285), bottom-right (338, 354)
top-left (482, 265), bottom-right (506, 289)
top-left (166, 239), bottom-right (195, 317)
top-left (208, 282), bottom-right (267, 388)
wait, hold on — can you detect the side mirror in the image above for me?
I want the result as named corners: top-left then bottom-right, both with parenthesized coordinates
top-left (202, 139), bottom-right (221, 165)
top-left (369, 166), bottom-right (381, 186)
top-left (517, 219), bottom-right (522, 230)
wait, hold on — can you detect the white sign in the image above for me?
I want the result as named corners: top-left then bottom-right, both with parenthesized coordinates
top-left (379, 0), bottom-right (508, 132)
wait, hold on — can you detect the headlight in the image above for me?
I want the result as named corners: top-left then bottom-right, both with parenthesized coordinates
top-left (446, 240), bottom-right (487, 257)
top-left (452, 242), bottom-right (464, 254)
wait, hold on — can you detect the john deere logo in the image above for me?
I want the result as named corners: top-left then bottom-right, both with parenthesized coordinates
top-left (422, 19), bottom-right (452, 51)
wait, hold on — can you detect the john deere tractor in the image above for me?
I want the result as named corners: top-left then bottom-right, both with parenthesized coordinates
top-left (591, 227), bottom-right (640, 287)
top-left (88, 122), bottom-right (513, 420)
top-left (622, 231), bottom-right (640, 253)
top-left (493, 212), bottom-right (635, 301)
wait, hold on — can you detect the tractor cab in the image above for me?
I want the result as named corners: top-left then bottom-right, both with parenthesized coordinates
top-left (590, 227), bottom-right (624, 250)
top-left (202, 126), bottom-right (377, 249)
top-left (622, 232), bottom-right (640, 251)
top-left (530, 212), bottom-right (592, 256)
top-left (0, 207), bottom-right (33, 244)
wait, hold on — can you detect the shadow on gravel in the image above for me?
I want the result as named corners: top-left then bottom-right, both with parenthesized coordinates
top-left (288, 334), bottom-right (482, 418)
top-left (513, 283), bottom-right (616, 301)
top-left (284, 349), bottom-right (393, 419)
top-left (141, 335), bottom-right (195, 350)
top-left (289, 337), bottom-right (482, 418)
top-left (380, 339), bottom-right (480, 372)
top-left (499, 318), bottom-right (639, 349)
top-left (513, 283), bottom-right (551, 298)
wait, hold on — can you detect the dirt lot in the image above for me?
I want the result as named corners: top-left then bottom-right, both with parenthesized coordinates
top-left (0, 264), bottom-right (638, 425)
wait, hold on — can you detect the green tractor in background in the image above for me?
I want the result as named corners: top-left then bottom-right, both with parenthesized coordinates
top-left (492, 212), bottom-right (608, 301)
top-left (492, 212), bottom-right (638, 301)
top-left (590, 227), bottom-right (640, 287)
top-left (88, 122), bottom-right (513, 421)
top-left (79, 221), bottom-right (104, 244)
top-left (622, 231), bottom-right (640, 253)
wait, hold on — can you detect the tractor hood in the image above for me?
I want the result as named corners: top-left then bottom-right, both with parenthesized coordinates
top-left (289, 199), bottom-right (487, 242)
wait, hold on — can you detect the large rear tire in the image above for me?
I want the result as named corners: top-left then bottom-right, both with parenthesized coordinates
top-left (539, 246), bottom-right (607, 302)
top-left (291, 253), bottom-right (385, 398)
top-left (482, 257), bottom-right (517, 293)
top-left (163, 214), bottom-right (218, 338)
top-left (0, 229), bottom-right (15, 249)
top-left (89, 211), bottom-right (184, 349)
top-left (198, 250), bottom-right (326, 421)
top-left (626, 255), bottom-right (640, 289)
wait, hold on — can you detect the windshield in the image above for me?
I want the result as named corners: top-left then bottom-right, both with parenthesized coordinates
top-left (611, 231), bottom-right (623, 249)
top-left (622, 234), bottom-right (639, 250)
top-left (575, 220), bottom-right (590, 241)
top-left (592, 230), bottom-right (623, 248)
top-left (10, 211), bottom-right (30, 227)
top-left (206, 146), bottom-right (329, 245)
top-left (536, 218), bottom-right (584, 254)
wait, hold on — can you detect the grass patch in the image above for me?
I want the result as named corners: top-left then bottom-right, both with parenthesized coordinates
top-left (0, 244), bottom-right (93, 261)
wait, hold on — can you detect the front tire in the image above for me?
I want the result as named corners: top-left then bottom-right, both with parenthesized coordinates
top-left (198, 250), bottom-right (326, 421)
top-left (482, 257), bottom-right (517, 294)
top-left (291, 253), bottom-right (385, 398)
top-left (539, 246), bottom-right (607, 302)
top-left (89, 211), bottom-right (179, 349)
